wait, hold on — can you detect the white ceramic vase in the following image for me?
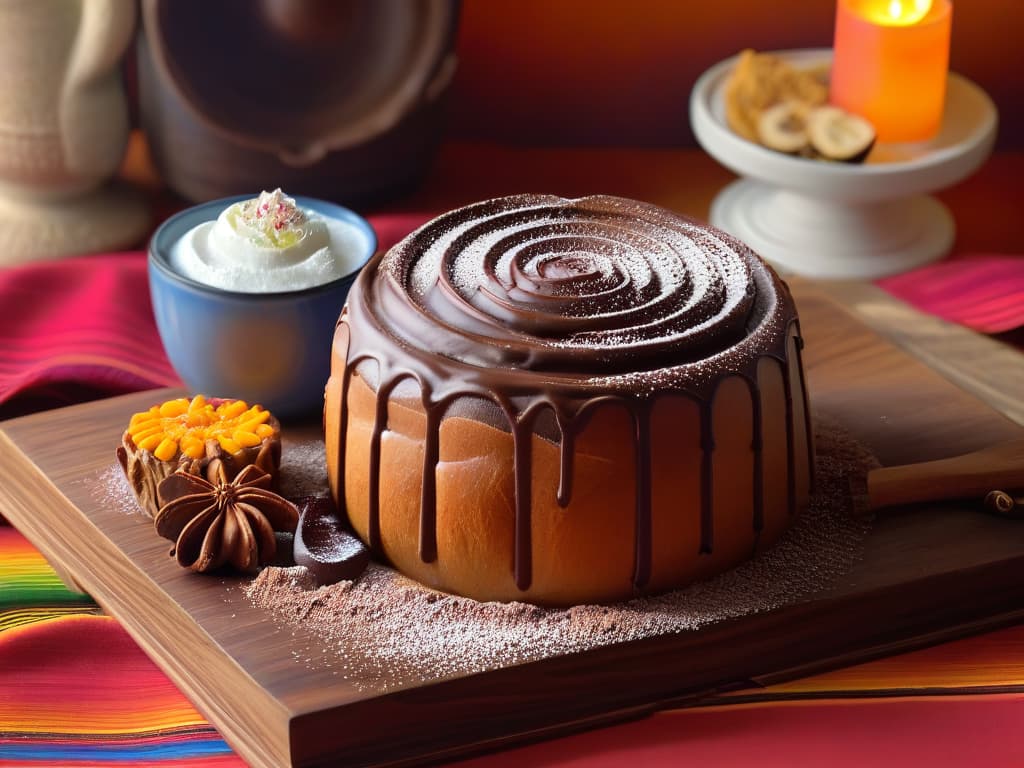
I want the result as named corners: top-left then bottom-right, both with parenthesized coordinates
top-left (0, 0), bottom-right (148, 265)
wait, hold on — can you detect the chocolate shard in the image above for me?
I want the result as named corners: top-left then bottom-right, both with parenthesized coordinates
top-left (294, 497), bottom-right (370, 585)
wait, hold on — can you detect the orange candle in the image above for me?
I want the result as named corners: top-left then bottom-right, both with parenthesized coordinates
top-left (831, 0), bottom-right (952, 143)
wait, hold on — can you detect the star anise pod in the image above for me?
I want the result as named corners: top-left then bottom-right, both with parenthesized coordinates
top-left (154, 464), bottom-right (298, 573)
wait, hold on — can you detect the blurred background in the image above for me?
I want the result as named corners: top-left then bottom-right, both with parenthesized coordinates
top-left (119, 0), bottom-right (1022, 206)
top-left (448, 0), bottom-right (1021, 150)
top-left (0, 0), bottom-right (1021, 400)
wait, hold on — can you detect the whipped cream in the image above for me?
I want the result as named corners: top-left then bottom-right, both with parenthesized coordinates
top-left (169, 189), bottom-right (369, 293)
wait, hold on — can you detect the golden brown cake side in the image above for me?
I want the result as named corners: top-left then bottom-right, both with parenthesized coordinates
top-left (325, 195), bottom-right (813, 606)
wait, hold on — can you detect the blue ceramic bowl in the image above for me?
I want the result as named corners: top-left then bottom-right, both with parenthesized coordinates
top-left (148, 195), bottom-right (376, 419)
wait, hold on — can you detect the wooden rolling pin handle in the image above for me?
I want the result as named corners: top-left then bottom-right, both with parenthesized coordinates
top-left (984, 490), bottom-right (1024, 518)
top-left (866, 439), bottom-right (1024, 512)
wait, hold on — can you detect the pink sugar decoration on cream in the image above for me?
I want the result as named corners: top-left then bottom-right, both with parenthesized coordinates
top-left (237, 189), bottom-right (306, 243)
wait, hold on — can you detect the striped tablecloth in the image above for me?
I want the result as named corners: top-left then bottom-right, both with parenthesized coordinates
top-left (2, 214), bottom-right (1024, 766)
top-left (4, 524), bottom-right (1024, 767)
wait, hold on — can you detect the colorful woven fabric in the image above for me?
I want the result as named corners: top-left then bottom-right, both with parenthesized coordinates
top-left (4, 524), bottom-right (1024, 767)
top-left (0, 253), bottom-right (179, 417)
top-left (458, 695), bottom-right (1024, 767)
top-left (0, 527), bottom-right (97, 633)
top-left (0, 213), bottom-right (431, 419)
top-left (2, 213), bottom-right (1024, 766)
top-left (0, 617), bottom-right (242, 765)
top-left (0, 527), bottom-right (242, 766)
top-left (878, 254), bottom-right (1024, 334)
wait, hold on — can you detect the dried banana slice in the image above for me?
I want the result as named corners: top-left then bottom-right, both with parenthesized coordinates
top-left (807, 106), bottom-right (877, 163)
top-left (724, 49), bottom-right (828, 144)
top-left (757, 101), bottom-right (812, 155)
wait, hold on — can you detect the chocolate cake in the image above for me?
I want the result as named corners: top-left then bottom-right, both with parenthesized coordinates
top-left (324, 195), bottom-right (813, 605)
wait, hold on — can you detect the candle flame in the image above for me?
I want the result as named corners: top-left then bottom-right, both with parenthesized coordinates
top-left (879, 0), bottom-right (933, 25)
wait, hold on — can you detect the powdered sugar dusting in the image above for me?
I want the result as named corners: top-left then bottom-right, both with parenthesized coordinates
top-left (244, 421), bottom-right (875, 693)
top-left (89, 463), bottom-right (143, 517)
top-left (90, 427), bottom-right (873, 694)
top-left (382, 195), bottom-right (765, 376)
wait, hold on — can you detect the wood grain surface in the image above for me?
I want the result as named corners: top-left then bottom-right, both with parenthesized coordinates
top-left (812, 279), bottom-right (1024, 428)
top-left (1, 281), bottom-right (1023, 768)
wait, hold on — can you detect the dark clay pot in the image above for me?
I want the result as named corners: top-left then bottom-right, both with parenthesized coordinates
top-left (138, 0), bottom-right (460, 204)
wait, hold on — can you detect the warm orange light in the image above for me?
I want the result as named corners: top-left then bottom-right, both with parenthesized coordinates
top-left (867, 0), bottom-right (933, 26)
top-left (831, 0), bottom-right (952, 142)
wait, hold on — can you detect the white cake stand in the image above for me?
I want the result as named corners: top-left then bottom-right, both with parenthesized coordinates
top-left (689, 49), bottom-right (998, 279)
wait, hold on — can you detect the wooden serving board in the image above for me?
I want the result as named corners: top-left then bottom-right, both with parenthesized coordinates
top-left (2, 281), bottom-right (1024, 768)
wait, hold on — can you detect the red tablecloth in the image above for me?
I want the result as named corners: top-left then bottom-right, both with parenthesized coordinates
top-left (2, 213), bottom-right (1024, 766)
top-left (5, 525), bottom-right (1024, 767)
top-left (0, 213), bottom-right (431, 419)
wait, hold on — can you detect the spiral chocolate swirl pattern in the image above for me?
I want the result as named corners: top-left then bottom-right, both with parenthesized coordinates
top-left (375, 195), bottom-right (761, 378)
top-left (335, 195), bottom-right (810, 594)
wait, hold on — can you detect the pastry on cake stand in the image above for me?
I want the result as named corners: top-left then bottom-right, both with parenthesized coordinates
top-left (689, 49), bottom-right (998, 279)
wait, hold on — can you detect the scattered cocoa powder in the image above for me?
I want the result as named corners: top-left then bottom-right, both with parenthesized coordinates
top-left (90, 427), bottom-right (876, 692)
top-left (243, 421), bottom-right (876, 692)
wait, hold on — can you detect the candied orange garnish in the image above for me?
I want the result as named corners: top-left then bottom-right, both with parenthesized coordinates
top-left (126, 395), bottom-right (275, 462)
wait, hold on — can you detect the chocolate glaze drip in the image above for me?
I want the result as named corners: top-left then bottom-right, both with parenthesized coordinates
top-left (419, 406), bottom-right (441, 562)
top-left (783, 358), bottom-right (797, 517)
top-left (333, 195), bottom-right (812, 594)
top-left (634, 403), bottom-right (653, 587)
top-left (794, 332), bottom-right (816, 496)
top-left (512, 413), bottom-right (533, 590)
top-left (746, 376), bottom-right (765, 536)
top-left (699, 398), bottom-right (715, 555)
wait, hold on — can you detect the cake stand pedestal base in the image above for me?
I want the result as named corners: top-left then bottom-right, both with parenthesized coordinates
top-left (0, 183), bottom-right (149, 267)
top-left (711, 179), bottom-right (954, 279)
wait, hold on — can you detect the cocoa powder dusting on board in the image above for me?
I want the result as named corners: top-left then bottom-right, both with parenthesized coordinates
top-left (243, 421), bottom-right (876, 693)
